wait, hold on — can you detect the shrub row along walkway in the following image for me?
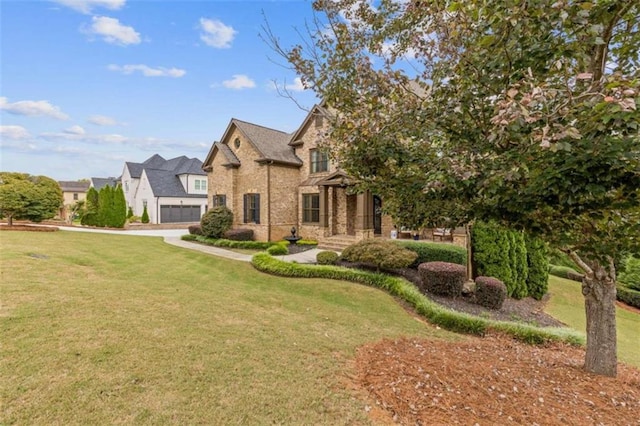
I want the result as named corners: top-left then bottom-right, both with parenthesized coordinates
top-left (165, 237), bottom-right (325, 264)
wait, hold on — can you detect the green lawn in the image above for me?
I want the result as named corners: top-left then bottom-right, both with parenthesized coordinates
top-left (0, 231), bottom-right (456, 424)
top-left (545, 275), bottom-right (640, 368)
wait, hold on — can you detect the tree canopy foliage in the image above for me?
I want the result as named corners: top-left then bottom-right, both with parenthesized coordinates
top-left (277, 0), bottom-right (640, 376)
top-left (0, 172), bottom-right (63, 225)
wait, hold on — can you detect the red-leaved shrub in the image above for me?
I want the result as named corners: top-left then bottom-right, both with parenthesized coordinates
top-left (475, 276), bottom-right (507, 310)
top-left (418, 261), bottom-right (466, 297)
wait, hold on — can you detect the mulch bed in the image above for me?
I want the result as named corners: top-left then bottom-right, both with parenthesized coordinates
top-left (0, 224), bottom-right (59, 232)
top-left (354, 335), bottom-right (640, 425)
top-left (337, 260), bottom-right (565, 328)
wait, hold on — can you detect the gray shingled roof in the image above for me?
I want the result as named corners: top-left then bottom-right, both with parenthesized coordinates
top-left (128, 154), bottom-right (206, 198)
top-left (58, 181), bottom-right (90, 192)
top-left (125, 162), bottom-right (144, 178)
top-left (91, 177), bottom-right (119, 190)
top-left (214, 142), bottom-right (241, 166)
top-left (233, 119), bottom-right (302, 166)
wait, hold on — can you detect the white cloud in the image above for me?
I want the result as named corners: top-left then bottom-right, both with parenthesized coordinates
top-left (199, 18), bottom-right (236, 48)
top-left (52, 0), bottom-right (126, 14)
top-left (64, 125), bottom-right (86, 135)
top-left (221, 74), bottom-right (256, 90)
top-left (0, 97), bottom-right (69, 120)
top-left (40, 130), bottom-right (128, 144)
top-left (108, 64), bottom-right (186, 77)
top-left (0, 125), bottom-right (31, 140)
top-left (85, 16), bottom-right (141, 45)
top-left (88, 115), bottom-right (119, 126)
top-left (285, 77), bottom-right (306, 92)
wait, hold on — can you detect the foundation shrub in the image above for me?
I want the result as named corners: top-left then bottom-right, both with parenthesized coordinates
top-left (418, 261), bottom-right (466, 297)
top-left (200, 206), bottom-right (233, 239)
top-left (181, 234), bottom-right (197, 241)
top-left (188, 224), bottom-right (203, 235)
top-left (224, 228), bottom-right (254, 241)
top-left (341, 239), bottom-right (417, 271)
top-left (141, 206), bottom-right (149, 224)
top-left (316, 251), bottom-right (339, 265)
top-left (395, 240), bottom-right (467, 267)
top-left (474, 276), bottom-right (507, 310)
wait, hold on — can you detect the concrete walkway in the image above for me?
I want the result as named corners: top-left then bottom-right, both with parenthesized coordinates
top-left (56, 225), bottom-right (323, 264)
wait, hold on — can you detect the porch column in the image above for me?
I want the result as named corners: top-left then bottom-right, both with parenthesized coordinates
top-left (319, 186), bottom-right (329, 228)
top-left (355, 191), bottom-right (374, 239)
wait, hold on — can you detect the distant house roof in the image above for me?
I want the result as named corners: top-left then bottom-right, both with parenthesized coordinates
top-left (58, 181), bottom-right (90, 192)
top-left (203, 119), bottom-right (302, 169)
top-left (90, 177), bottom-right (119, 190)
top-left (128, 154), bottom-right (207, 198)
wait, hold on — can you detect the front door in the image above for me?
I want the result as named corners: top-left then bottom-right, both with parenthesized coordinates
top-left (373, 195), bottom-right (382, 235)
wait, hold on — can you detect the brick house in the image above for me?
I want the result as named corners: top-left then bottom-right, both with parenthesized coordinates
top-left (203, 105), bottom-right (399, 247)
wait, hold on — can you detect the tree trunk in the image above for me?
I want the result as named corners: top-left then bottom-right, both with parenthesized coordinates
top-left (582, 262), bottom-right (617, 377)
top-left (8, 214), bottom-right (13, 226)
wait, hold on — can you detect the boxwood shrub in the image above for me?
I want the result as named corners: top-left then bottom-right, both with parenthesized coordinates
top-left (266, 244), bottom-right (288, 256)
top-left (200, 206), bottom-right (233, 239)
top-left (418, 261), bottom-right (466, 297)
top-left (316, 251), bottom-right (339, 265)
top-left (341, 239), bottom-right (417, 271)
top-left (395, 240), bottom-right (467, 267)
top-left (188, 224), bottom-right (202, 235)
top-left (475, 276), bottom-right (507, 310)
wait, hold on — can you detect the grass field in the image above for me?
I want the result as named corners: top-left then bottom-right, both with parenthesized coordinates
top-left (0, 231), bottom-right (456, 424)
top-left (545, 275), bottom-right (640, 368)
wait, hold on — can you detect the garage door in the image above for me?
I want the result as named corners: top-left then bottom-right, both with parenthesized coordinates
top-left (160, 205), bottom-right (202, 223)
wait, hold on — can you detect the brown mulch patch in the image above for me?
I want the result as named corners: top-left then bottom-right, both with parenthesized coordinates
top-left (0, 224), bottom-right (58, 232)
top-left (354, 335), bottom-right (640, 425)
top-left (337, 261), bottom-right (565, 328)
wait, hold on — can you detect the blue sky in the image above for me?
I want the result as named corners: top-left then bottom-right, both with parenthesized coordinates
top-left (0, 0), bottom-right (320, 180)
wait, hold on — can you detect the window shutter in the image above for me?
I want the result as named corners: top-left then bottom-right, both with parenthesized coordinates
top-left (243, 194), bottom-right (248, 223)
top-left (255, 194), bottom-right (260, 224)
top-left (221, 195), bottom-right (226, 207)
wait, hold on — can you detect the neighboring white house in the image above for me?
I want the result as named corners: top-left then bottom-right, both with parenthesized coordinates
top-left (121, 154), bottom-right (208, 224)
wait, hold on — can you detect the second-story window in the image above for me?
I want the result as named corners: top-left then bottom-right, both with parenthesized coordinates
top-left (195, 179), bottom-right (207, 191)
top-left (73, 193), bottom-right (78, 201)
top-left (310, 149), bottom-right (328, 174)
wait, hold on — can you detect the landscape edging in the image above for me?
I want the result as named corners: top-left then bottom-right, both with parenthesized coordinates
top-left (251, 252), bottom-right (584, 346)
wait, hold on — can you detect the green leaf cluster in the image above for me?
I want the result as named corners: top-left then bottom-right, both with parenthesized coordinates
top-left (0, 172), bottom-right (62, 225)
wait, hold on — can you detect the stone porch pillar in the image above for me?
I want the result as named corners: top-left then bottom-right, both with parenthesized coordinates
top-left (355, 191), bottom-right (374, 240)
top-left (319, 185), bottom-right (329, 228)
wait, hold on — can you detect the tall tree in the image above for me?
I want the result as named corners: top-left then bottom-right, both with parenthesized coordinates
top-left (278, 0), bottom-right (640, 376)
top-left (0, 172), bottom-right (63, 226)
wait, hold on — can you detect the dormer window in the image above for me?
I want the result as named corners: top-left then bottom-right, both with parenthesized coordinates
top-left (310, 149), bottom-right (328, 174)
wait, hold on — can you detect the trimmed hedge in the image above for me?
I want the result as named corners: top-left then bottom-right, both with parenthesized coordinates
top-left (267, 244), bottom-right (289, 256)
top-left (617, 286), bottom-right (640, 309)
top-left (317, 251), bottom-right (339, 265)
top-left (250, 253), bottom-right (583, 346)
top-left (189, 235), bottom-right (275, 250)
top-left (224, 228), bottom-right (254, 241)
top-left (341, 239), bottom-right (417, 270)
top-left (472, 221), bottom-right (513, 294)
top-left (395, 240), bottom-right (467, 267)
top-left (549, 264), bottom-right (584, 282)
top-left (509, 231), bottom-right (529, 299)
top-left (418, 261), bottom-right (466, 297)
top-left (181, 234), bottom-right (197, 241)
top-left (475, 276), bottom-right (507, 310)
